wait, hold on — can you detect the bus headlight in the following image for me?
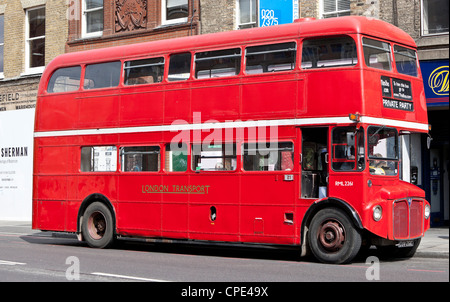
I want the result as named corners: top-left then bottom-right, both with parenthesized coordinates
top-left (373, 205), bottom-right (383, 221)
top-left (424, 204), bottom-right (431, 219)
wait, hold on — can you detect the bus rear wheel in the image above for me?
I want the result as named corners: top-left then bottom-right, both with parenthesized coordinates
top-left (308, 208), bottom-right (362, 264)
top-left (82, 202), bottom-right (115, 249)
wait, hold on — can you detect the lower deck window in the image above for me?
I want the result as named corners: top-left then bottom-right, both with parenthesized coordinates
top-left (81, 146), bottom-right (117, 172)
top-left (243, 142), bottom-right (294, 171)
top-left (120, 146), bottom-right (160, 172)
top-left (192, 144), bottom-right (237, 171)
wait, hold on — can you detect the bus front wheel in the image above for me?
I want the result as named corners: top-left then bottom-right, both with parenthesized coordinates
top-left (82, 202), bottom-right (115, 249)
top-left (308, 208), bottom-right (362, 264)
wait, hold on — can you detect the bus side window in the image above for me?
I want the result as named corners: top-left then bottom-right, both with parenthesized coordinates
top-left (47, 66), bottom-right (81, 93)
top-left (80, 146), bottom-right (117, 172)
top-left (245, 42), bottom-right (296, 74)
top-left (124, 57), bottom-right (165, 85)
top-left (168, 53), bottom-right (191, 81)
top-left (83, 61), bottom-right (121, 89)
top-left (195, 48), bottom-right (241, 79)
top-left (192, 144), bottom-right (237, 171)
top-left (165, 143), bottom-right (188, 172)
top-left (120, 146), bottom-right (160, 172)
top-left (243, 142), bottom-right (294, 171)
top-left (301, 36), bottom-right (358, 69)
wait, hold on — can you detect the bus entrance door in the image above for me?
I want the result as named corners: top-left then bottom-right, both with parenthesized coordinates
top-left (300, 128), bottom-right (329, 200)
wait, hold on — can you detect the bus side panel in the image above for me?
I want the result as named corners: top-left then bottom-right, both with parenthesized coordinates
top-left (161, 174), bottom-right (189, 239)
top-left (37, 94), bottom-right (78, 131)
top-left (77, 92), bottom-right (120, 129)
top-left (241, 74), bottom-right (297, 120)
top-left (240, 174), bottom-right (296, 244)
top-left (116, 174), bottom-right (162, 237)
top-left (188, 174), bottom-right (240, 242)
top-left (120, 87), bottom-right (164, 127)
top-left (191, 80), bottom-right (240, 122)
top-left (164, 85), bottom-right (191, 124)
top-left (34, 144), bottom-right (71, 231)
top-left (305, 70), bottom-right (362, 117)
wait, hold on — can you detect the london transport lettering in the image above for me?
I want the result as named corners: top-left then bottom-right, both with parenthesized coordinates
top-left (142, 184), bottom-right (210, 194)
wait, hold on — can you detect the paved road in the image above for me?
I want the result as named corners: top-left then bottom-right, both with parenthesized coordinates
top-left (0, 222), bottom-right (448, 286)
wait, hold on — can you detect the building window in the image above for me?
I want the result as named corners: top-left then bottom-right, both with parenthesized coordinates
top-left (25, 6), bottom-right (45, 74)
top-left (422, 0), bottom-right (449, 35)
top-left (83, 0), bottom-right (104, 38)
top-left (321, 0), bottom-right (350, 18)
top-left (162, 0), bottom-right (189, 25)
top-left (0, 15), bottom-right (4, 76)
top-left (237, 0), bottom-right (257, 29)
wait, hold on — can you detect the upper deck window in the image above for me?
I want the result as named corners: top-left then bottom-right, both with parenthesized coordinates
top-left (168, 53), bottom-right (191, 81)
top-left (394, 45), bottom-right (418, 77)
top-left (245, 42), bottom-right (296, 74)
top-left (84, 61), bottom-right (121, 90)
top-left (47, 66), bottom-right (81, 93)
top-left (301, 36), bottom-right (357, 69)
top-left (362, 38), bottom-right (391, 71)
top-left (195, 48), bottom-right (241, 79)
top-left (124, 57), bottom-right (165, 85)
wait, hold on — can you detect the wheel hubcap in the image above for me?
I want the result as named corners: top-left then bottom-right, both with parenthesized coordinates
top-left (88, 212), bottom-right (106, 240)
top-left (318, 220), bottom-right (345, 252)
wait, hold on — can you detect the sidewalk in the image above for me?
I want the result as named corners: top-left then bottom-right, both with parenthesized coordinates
top-left (0, 220), bottom-right (448, 259)
top-left (416, 227), bottom-right (449, 259)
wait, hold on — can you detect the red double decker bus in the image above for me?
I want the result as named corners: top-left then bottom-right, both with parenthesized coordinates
top-left (33, 16), bottom-right (430, 264)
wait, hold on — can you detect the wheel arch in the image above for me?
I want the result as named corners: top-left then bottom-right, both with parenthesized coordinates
top-left (77, 193), bottom-right (117, 236)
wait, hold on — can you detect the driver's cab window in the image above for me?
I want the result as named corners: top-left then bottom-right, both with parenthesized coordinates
top-left (331, 127), bottom-right (365, 171)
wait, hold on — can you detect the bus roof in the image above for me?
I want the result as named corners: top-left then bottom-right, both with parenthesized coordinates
top-left (43, 16), bottom-right (416, 74)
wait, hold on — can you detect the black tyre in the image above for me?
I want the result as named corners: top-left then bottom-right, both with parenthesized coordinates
top-left (308, 208), bottom-right (362, 264)
top-left (82, 202), bottom-right (115, 248)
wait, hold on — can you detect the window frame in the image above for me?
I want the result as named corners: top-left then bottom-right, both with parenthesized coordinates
top-left (168, 52), bottom-right (192, 82)
top-left (161, 0), bottom-right (189, 26)
top-left (25, 6), bottom-right (46, 75)
top-left (123, 57), bottom-right (165, 86)
top-left (191, 143), bottom-right (237, 172)
top-left (237, 0), bottom-right (258, 29)
top-left (194, 48), bottom-right (242, 79)
top-left (47, 66), bottom-right (82, 94)
top-left (243, 141), bottom-right (295, 172)
top-left (83, 61), bottom-right (122, 90)
top-left (367, 126), bottom-right (399, 176)
top-left (331, 126), bottom-right (365, 172)
top-left (421, 0), bottom-right (449, 36)
top-left (320, 0), bottom-right (351, 19)
top-left (120, 146), bottom-right (161, 173)
top-left (82, 0), bottom-right (104, 38)
top-left (245, 41), bottom-right (297, 75)
top-left (301, 36), bottom-right (358, 70)
top-left (80, 146), bottom-right (118, 172)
